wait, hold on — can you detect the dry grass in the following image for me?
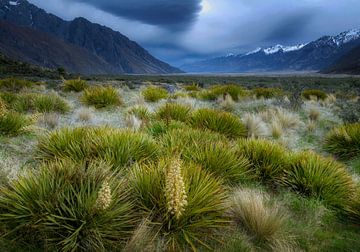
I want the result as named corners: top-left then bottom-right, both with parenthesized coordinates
top-left (242, 113), bottom-right (268, 138)
top-left (309, 108), bottom-right (320, 121)
top-left (125, 114), bottom-right (142, 131)
top-left (307, 120), bottom-right (317, 132)
top-left (228, 188), bottom-right (293, 250)
top-left (77, 108), bottom-right (93, 122)
top-left (38, 113), bottom-right (59, 129)
top-left (269, 120), bottom-right (283, 139)
top-left (219, 93), bottom-right (236, 111)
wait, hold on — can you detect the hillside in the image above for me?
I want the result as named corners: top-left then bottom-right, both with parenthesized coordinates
top-left (0, 0), bottom-right (181, 74)
top-left (323, 45), bottom-right (360, 74)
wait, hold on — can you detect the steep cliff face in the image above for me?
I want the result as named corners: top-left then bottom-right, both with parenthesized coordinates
top-left (0, 0), bottom-right (181, 74)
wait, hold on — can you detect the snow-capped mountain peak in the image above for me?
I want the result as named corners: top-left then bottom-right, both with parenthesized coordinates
top-left (263, 44), bottom-right (307, 55)
top-left (332, 28), bottom-right (360, 45)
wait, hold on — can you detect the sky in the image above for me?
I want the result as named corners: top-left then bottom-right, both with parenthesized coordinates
top-left (29, 0), bottom-right (360, 67)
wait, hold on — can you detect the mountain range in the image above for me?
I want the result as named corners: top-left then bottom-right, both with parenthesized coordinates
top-left (0, 0), bottom-right (181, 74)
top-left (182, 29), bottom-right (360, 74)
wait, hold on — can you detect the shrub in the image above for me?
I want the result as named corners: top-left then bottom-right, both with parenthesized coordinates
top-left (0, 112), bottom-right (31, 136)
top-left (129, 158), bottom-right (227, 251)
top-left (142, 86), bottom-right (168, 102)
top-left (237, 139), bottom-right (291, 183)
top-left (302, 89), bottom-right (327, 101)
top-left (82, 86), bottom-right (122, 108)
top-left (228, 188), bottom-right (290, 249)
top-left (282, 151), bottom-right (355, 208)
top-left (324, 123), bottom-right (360, 160)
top-left (36, 127), bottom-right (159, 169)
top-left (0, 160), bottom-right (138, 251)
top-left (156, 103), bottom-right (191, 123)
top-left (253, 87), bottom-right (283, 99)
top-left (190, 108), bottom-right (247, 138)
top-left (0, 77), bottom-right (35, 91)
top-left (182, 142), bottom-right (252, 185)
top-left (199, 84), bottom-right (246, 101)
top-left (63, 78), bottom-right (88, 92)
top-left (184, 83), bottom-right (201, 91)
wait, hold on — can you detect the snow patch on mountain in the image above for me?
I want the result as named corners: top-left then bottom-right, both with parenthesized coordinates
top-left (9, 1), bottom-right (19, 6)
top-left (332, 28), bottom-right (360, 45)
top-left (263, 44), bottom-right (307, 55)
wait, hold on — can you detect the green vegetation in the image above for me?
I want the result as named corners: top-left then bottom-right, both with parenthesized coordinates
top-left (0, 112), bottom-right (31, 136)
top-left (82, 86), bottom-right (122, 108)
top-left (0, 76), bottom-right (360, 251)
top-left (0, 160), bottom-right (138, 251)
top-left (282, 151), bottom-right (355, 208)
top-left (253, 87), bottom-right (283, 99)
top-left (129, 158), bottom-right (227, 251)
top-left (199, 84), bottom-right (247, 101)
top-left (142, 86), bottom-right (168, 102)
top-left (0, 77), bottom-right (37, 91)
top-left (36, 127), bottom-right (158, 169)
top-left (156, 103), bottom-right (192, 123)
top-left (190, 108), bottom-right (247, 138)
top-left (63, 78), bottom-right (88, 92)
top-left (302, 89), bottom-right (328, 100)
top-left (237, 138), bottom-right (291, 183)
top-left (324, 122), bottom-right (360, 160)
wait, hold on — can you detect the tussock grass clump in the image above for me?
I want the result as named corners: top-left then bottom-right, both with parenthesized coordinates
top-left (219, 93), bottom-right (236, 111)
top-left (282, 151), bottom-right (355, 208)
top-left (0, 97), bottom-right (7, 116)
top-left (142, 86), bottom-right (168, 102)
top-left (242, 113), bottom-right (268, 138)
top-left (0, 77), bottom-right (35, 91)
top-left (127, 105), bottom-right (152, 124)
top-left (253, 87), bottom-right (283, 99)
top-left (82, 86), bottom-right (122, 108)
top-left (0, 112), bottom-right (31, 136)
top-left (182, 142), bottom-right (252, 185)
top-left (146, 120), bottom-right (188, 138)
top-left (229, 188), bottom-right (291, 250)
top-left (200, 84), bottom-right (246, 101)
top-left (309, 108), bottom-right (320, 121)
top-left (324, 123), bottom-right (360, 160)
top-left (191, 108), bottom-right (247, 138)
top-left (302, 89), bottom-right (327, 101)
top-left (156, 103), bottom-right (191, 123)
top-left (77, 108), bottom-right (93, 122)
top-left (37, 127), bottom-right (158, 169)
top-left (184, 83), bottom-right (201, 91)
top-left (0, 160), bottom-right (138, 251)
top-left (38, 113), bottom-right (59, 129)
top-left (237, 139), bottom-right (291, 183)
top-left (63, 78), bottom-right (88, 92)
top-left (129, 158), bottom-right (227, 251)
top-left (160, 127), bottom-right (228, 153)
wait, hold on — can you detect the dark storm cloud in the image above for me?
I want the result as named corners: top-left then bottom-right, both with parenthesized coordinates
top-left (264, 11), bottom-right (316, 44)
top-left (72, 0), bottom-right (202, 30)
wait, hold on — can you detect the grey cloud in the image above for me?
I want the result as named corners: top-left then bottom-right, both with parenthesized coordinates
top-left (72, 0), bottom-right (202, 30)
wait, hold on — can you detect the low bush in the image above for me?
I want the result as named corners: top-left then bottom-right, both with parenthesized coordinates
top-left (237, 139), bottom-right (291, 183)
top-left (190, 108), bottom-right (247, 138)
top-left (183, 83), bottom-right (201, 91)
top-left (0, 160), bottom-right (138, 251)
top-left (63, 78), bottom-right (88, 92)
top-left (82, 86), bottom-right (122, 108)
top-left (36, 127), bottom-right (159, 169)
top-left (142, 86), bottom-right (168, 102)
top-left (324, 123), bottom-right (360, 160)
top-left (0, 112), bottom-right (31, 136)
top-left (282, 151), bottom-right (355, 208)
top-left (129, 158), bottom-right (228, 251)
top-left (199, 84), bottom-right (246, 101)
top-left (302, 89), bottom-right (327, 101)
top-left (253, 87), bottom-right (283, 99)
top-left (156, 103), bottom-right (191, 123)
top-left (0, 77), bottom-right (35, 91)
